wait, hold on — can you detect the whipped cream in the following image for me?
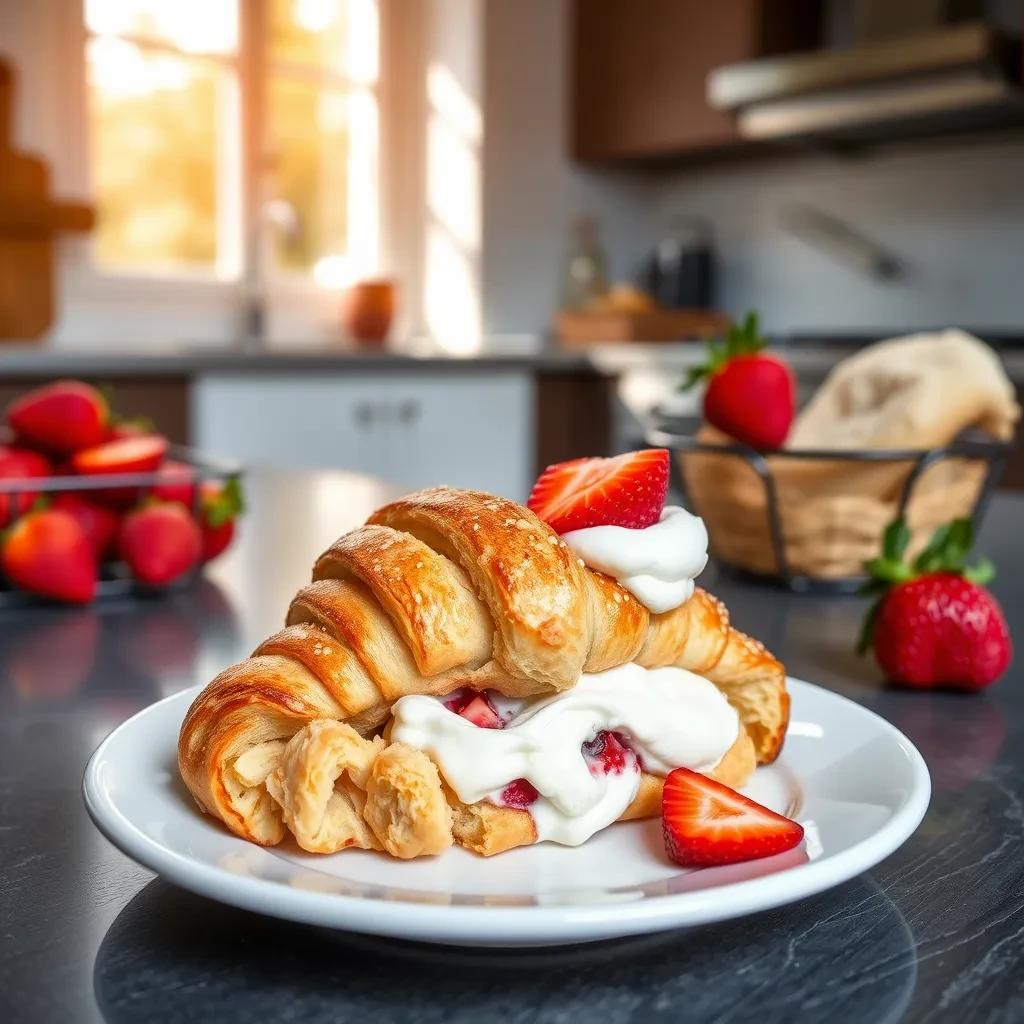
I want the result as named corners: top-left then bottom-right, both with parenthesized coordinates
top-left (390, 663), bottom-right (738, 846)
top-left (561, 506), bottom-right (708, 614)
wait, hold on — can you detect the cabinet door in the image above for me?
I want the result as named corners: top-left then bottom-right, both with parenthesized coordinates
top-left (192, 371), bottom-right (534, 499)
top-left (572, 0), bottom-right (819, 161)
top-left (376, 374), bottom-right (535, 499)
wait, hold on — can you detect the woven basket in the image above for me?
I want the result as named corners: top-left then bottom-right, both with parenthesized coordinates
top-left (655, 426), bottom-right (1010, 589)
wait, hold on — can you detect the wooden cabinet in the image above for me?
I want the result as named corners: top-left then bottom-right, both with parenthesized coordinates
top-left (192, 371), bottom-right (536, 500)
top-left (571, 0), bottom-right (820, 162)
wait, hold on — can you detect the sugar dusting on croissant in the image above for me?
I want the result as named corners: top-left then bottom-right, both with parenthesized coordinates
top-left (178, 488), bottom-right (788, 857)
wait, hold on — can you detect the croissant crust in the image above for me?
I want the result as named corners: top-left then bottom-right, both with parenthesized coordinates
top-left (178, 487), bottom-right (788, 854)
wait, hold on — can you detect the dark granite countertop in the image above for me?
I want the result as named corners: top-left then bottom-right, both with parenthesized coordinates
top-left (2, 469), bottom-right (1023, 1023)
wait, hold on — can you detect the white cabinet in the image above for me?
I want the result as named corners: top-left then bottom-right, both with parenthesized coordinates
top-left (192, 370), bottom-right (536, 500)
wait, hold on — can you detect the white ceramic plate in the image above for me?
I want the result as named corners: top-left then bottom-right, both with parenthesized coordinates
top-left (84, 678), bottom-right (929, 947)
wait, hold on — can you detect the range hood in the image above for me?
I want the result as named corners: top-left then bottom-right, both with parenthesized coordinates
top-left (707, 22), bottom-right (1024, 144)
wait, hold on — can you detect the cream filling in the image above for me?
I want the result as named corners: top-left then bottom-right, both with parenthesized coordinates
top-left (560, 506), bottom-right (709, 614)
top-left (390, 663), bottom-right (739, 846)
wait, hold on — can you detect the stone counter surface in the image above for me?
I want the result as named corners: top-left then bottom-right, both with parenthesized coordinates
top-left (1, 469), bottom-right (1023, 1023)
top-left (0, 339), bottom-right (1021, 381)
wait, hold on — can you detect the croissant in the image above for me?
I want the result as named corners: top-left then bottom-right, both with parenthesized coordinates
top-left (179, 487), bottom-right (788, 858)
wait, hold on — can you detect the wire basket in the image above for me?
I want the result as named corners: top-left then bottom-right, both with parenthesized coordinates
top-left (646, 418), bottom-right (1011, 593)
top-left (0, 445), bottom-right (243, 607)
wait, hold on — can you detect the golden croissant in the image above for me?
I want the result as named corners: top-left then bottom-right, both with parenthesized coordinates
top-left (179, 487), bottom-right (789, 859)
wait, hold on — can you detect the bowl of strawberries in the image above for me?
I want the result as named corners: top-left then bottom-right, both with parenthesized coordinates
top-left (0, 380), bottom-right (244, 606)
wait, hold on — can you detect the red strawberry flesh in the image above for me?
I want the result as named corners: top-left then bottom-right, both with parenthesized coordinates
top-left (500, 779), bottom-right (539, 808)
top-left (72, 435), bottom-right (168, 476)
top-left (582, 730), bottom-right (635, 775)
top-left (527, 449), bottom-right (669, 533)
top-left (456, 693), bottom-right (503, 730)
top-left (662, 767), bottom-right (804, 867)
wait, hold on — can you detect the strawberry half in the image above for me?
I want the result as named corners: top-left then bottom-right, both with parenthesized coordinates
top-left (71, 435), bottom-right (168, 476)
top-left (527, 449), bottom-right (669, 533)
top-left (662, 767), bottom-right (804, 867)
top-left (72, 435), bottom-right (168, 505)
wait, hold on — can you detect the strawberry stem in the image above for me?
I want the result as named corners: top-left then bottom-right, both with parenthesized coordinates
top-left (680, 311), bottom-right (765, 391)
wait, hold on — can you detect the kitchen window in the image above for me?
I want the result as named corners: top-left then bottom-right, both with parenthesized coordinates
top-left (77, 0), bottom-right (381, 336)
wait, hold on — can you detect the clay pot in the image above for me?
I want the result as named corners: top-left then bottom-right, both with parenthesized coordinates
top-left (340, 279), bottom-right (396, 346)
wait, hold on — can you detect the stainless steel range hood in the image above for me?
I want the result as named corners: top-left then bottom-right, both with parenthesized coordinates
top-left (707, 22), bottom-right (1024, 143)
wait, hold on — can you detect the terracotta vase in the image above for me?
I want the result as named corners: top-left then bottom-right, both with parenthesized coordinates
top-left (340, 279), bottom-right (396, 347)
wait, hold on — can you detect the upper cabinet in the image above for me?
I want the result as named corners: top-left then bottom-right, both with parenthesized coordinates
top-left (570, 0), bottom-right (821, 162)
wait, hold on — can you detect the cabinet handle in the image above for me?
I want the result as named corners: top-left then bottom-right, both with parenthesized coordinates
top-left (398, 399), bottom-right (420, 424)
top-left (354, 401), bottom-right (373, 426)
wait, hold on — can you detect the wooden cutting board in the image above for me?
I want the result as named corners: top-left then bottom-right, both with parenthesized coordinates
top-left (0, 59), bottom-right (94, 341)
top-left (555, 307), bottom-right (731, 347)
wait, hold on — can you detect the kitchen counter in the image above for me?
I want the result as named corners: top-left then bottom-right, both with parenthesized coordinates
top-left (2, 468), bottom-right (1023, 1023)
top-left (1, 338), bottom-right (1022, 380)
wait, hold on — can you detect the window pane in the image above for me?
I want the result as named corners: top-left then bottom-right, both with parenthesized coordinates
top-left (85, 0), bottom-right (237, 55)
top-left (267, 78), bottom-right (348, 271)
top-left (268, 0), bottom-right (347, 71)
top-left (87, 38), bottom-right (226, 271)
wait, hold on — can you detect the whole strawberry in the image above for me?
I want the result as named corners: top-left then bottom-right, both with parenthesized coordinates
top-left (858, 518), bottom-right (1012, 691)
top-left (1, 508), bottom-right (97, 603)
top-left (7, 380), bottom-right (109, 454)
top-left (198, 476), bottom-right (244, 562)
top-left (119, 502), bottom-right (202, 586)
top-left (682, 312), bottom-right (795, 449)
top-left (0, 445), bottom-right (53, 526)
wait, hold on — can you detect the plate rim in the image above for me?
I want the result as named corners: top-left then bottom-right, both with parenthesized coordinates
top-left (83, 678), bottom-right (931, 945)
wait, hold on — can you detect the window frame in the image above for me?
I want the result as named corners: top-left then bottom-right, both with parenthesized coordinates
top-left (56, 0), bottom-right (385, 345)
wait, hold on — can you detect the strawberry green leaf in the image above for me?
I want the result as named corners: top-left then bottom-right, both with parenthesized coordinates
top-left (203, 476), bottom-right (244, 527)
top-left (856, 596), bottom-right (883, 655)
top-left (964, 556), bottom-right (996, 586)
top-left (913, 517), bottom-right (974, 573)
top-left (881, 519), bottom-right (910, 562)
top-left (679, 311), bottom-right (765, 392)
top-left (863, 557), bottom-right (914, 584)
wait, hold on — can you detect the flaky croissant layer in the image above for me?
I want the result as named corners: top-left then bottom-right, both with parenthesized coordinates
top-left (178, 487), bottom-right (789, 856)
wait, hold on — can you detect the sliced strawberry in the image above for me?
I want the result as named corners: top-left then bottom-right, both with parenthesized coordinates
top-left (527, 449), bottom-right (669, 533)
top-left (500, 779), bottom-right (539, 808)
top-left (582, 730), bottom-right (634, 775)
top-left (662, 767), bottom-right (804, 867)
top-left (457, 693), bottom-right (503, 729)
top-left (442, 689), bottom-right (472, 714)
top-left (71, 435), bottom-right (168, 476)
